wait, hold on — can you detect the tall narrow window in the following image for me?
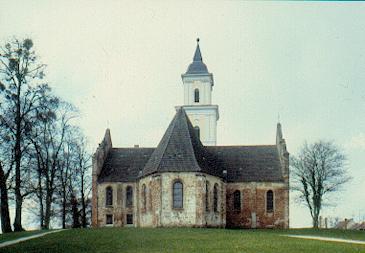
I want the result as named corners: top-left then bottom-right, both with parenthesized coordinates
top-left (194, 126), bottom-right (200, 140)
top-left (105, 186), bottom-right (113, 206)
top-left (126, 186), bottom-right (133, 207)
top-left (205, 181), bottom-right (210, 211)
top-left (213, 183), bottom-right (218, 212)
top-left (233, 190), bottom-right (241, 211)
top-left (142, 184), bottom-right (147, 210)
top-left (266, 190), bottom-right (274, 213)
top-left (173, 180), bottom-right (183, 209)
top-left (194, 88), bottom-right (200, 103)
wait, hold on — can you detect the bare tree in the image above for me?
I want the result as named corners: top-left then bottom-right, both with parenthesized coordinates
top-left (291, 140), bottom-right (351, 228)
top-left (27, 101), bottom-right (77, 229)
top-left (0, 160), bottom-right (12, 233)
top-left (56, 136), bottom-right (73, 229)
top-left (74, 136), bottom-right (91, 228)
top-left (0, 38), bottom-right (46, 231)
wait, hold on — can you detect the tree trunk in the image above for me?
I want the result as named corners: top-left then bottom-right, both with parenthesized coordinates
top-left (0, 162), bottom-right (12, 233)
top-left (13, 84), bottom-right (23, 232)
top-left (81, 175), bottom-right (87, 228)
top-left (44, 190), bottom-right (52, 229)
top-left (39, 195), bottom-right (45, 229)
top-left (71, 195), bottom-right (80, 228)
top-left (36, 166), bottom-right (45, 229)
top-left (13, 135), bottom-right (23, 231)
top-left (62, 187), bottom-right (66, 229)
top-left (313, 216), bottom-right (319, 229)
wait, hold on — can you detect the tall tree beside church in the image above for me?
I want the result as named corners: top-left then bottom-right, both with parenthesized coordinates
top-left (0, 160), bottom-right (12, 233)
top-left (27, 100), bottom-right (77, 229)
top-left (290, 140), bottom-right (351, 228)
top-left (0, 80), bottom-right (13, 233)
top-left (0, 38), bottom-right (46, 231)
top-left (74, 135), bottom-right (91, 228)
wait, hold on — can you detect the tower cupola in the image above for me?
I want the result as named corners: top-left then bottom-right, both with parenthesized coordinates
top-left (178, 39), bottom-right (219, 146)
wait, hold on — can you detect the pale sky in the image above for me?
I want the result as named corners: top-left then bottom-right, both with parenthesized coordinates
top-left (1, 1), bottom-right (364, 228)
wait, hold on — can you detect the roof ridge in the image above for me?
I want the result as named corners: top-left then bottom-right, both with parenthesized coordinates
top-left (181, 111), bottom-right (201, 171)
top-left (155, 112), bottom-right (178, 171)
top-left (112, 147), bottom-right (155, 150)
top-left (209, 144), bottom-right (276, 148)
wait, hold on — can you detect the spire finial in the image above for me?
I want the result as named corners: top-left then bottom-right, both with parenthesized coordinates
top-left (197, 38), bottom-right (200, 44)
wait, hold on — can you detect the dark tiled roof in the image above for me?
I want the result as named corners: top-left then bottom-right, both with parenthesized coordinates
top-left (206, 146), bottom-right (284, 182)
top-left (141, 108), bottom-right (220, 177)
top-left (98, 148), bottom-right (154, 183)
top-left (185, 42), bottom-right (209, 75)
top-left (97, 110), bottom-right (284, 183)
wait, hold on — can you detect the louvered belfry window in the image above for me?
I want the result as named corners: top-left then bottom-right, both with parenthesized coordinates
top-left (194, 88), bottom-right (200, 103)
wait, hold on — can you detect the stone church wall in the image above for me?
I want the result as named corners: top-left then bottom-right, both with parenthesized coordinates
top-left (97, 182), bottom-right (138, 227)
top-left (159, 172), bottom-right (198, 226)
top-left (138, 175), bottom-right (162, 227)
top-left (226, 182), bottom-right (289, 228)
top-left (95, 175), bottom-right (288, 229)
top-left (203, 174), bottom-right (226, 227)
top-left (137, 172), bottom-right (225, 227)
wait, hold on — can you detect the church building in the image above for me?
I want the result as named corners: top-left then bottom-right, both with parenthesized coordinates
top-left (91, 39), bottom-right (289, 229)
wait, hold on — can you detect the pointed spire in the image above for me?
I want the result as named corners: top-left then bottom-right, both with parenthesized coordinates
top-left (185, 38), bottom-right (209, 75)
top-left (193, 38), bottom-right (202, 62)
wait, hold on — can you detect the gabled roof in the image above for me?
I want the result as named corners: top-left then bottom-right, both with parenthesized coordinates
top-left (206, 146), bottom-right (283, 182)
top-left (141, 107), bottom-right (220, 177)
top-left (98, 148), bottom-right (154, 183)
top-left (97, 110), bottom-right (285, 183)
top-left (185, 39), bottom-right (209, 75)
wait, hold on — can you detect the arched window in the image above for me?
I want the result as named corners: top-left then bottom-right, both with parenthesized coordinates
top-left (105, 186), bottom-right (113, 206)
top-left (194, 126), bottom-right (200, 140)
top-left (213, 183), bottom-right (218, 212)
top-left (233, 190), bottom-right (241, 211)
top-left (205, 181), bottom-right (209, 211)
top-left (266, 190), bottom-right (274, 213)
top-left (126, 186), bottom-right (133, 207)
top-left (142, 184), bottom-right (147, 210)
top-left (194, 88), bottom-right (200, 103)
top-left (173, 180), bottom-right (183, 209)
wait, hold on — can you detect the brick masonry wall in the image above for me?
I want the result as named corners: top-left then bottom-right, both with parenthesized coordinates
top-left (226, 182), bottom-right (289, 228)
top-left (94, 175), bottom-right (288, 229)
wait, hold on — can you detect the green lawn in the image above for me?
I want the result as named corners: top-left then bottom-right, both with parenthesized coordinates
top-left (1, 228), bottom-right (364, 253)
top-left (0, 230), bottom-right (46, 243)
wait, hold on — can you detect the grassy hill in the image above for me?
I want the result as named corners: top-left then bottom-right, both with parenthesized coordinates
top-left (1, 228), bottom-right (364, 253)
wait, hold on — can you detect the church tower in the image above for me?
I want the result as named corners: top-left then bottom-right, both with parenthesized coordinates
top-left (180, 39), bottom-right (219, 146)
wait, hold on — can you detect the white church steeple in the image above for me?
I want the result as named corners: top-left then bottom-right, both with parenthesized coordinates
top-left (180, 39), bottom-right (219, 146)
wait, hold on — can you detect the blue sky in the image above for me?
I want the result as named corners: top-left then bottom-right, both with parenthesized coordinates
top-left (0, 1), bottom-right (364, 228)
